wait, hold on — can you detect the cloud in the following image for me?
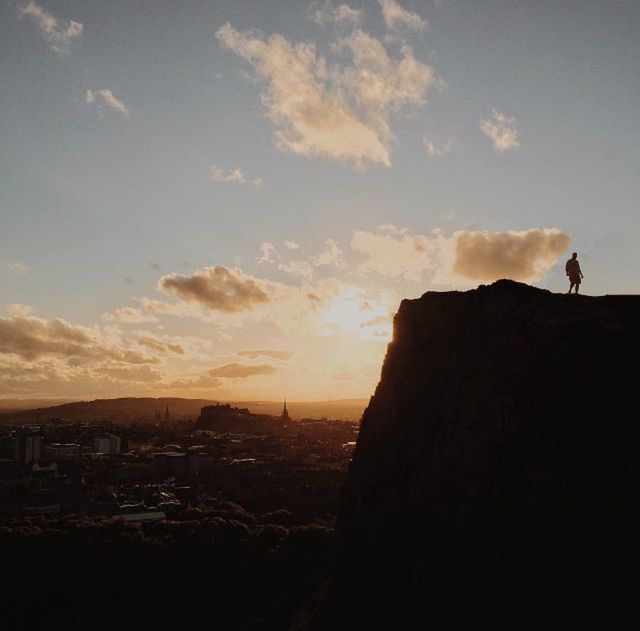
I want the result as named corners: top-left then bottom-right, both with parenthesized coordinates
top-left (86, 89), bottom-right (130, 117)
top-left (166, 374), bottom-right (223, 390)
top-left (314, 238), bottom-right (344, 267)
top-left (480, 109), bottom-right (519, 153)
top-left (99, 364), bottom-right (162, 383)
top-left (237, 350), bottom-right (293, 360)
top-left (285, 241), bottom-right (300, 250)
top-left (351, 226), bottom-right (569, 283)
top-left (7, 260), bottom-right (29, 275)
top-left (5, 303), bottom-right (33, 317)
top-left (208, 363), bottom-right (276, 378)
top-left (216, 23), bottom-right (435, 167)
top-left (18, 1), bottom-right (83, 55)
top-left (210, 165), bottom-right (262, 186)
top-left (351, 227), bottom-right (447, 281)
top-left (309, 2), bottom-right (362, 27)
top-left (378, 0), bottom-right (427, 32)
top-left (159, 266), bottom-right (270, 313)
top-left (0, 315), bottom-right (157, 364)
top-left (138, 336), bottom-right (185, 355)
top-left (278, 259), bottom-right (314, 280)
top-left (102, 307), bottom-right (158, 324)
top-left (453, 229), bottom-right (570, 282)
top-left (257, 242), bottom-right (276, 265)
top-left (424, 137), bottom-right (454, 157)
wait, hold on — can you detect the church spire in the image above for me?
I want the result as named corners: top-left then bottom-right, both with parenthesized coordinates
top-left (281, 399), bottom-right (290, 421)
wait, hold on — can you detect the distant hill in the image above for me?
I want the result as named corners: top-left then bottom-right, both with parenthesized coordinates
top-left (0, 398), bottom-right (75, 412)
top-left (0, 397), bottom-right (368, 425)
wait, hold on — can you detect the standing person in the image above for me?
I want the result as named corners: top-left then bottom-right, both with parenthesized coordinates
top-left (565, 252), bottom-right (584, 294)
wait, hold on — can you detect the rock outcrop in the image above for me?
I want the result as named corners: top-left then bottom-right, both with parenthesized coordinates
top-left (316, 281), bottom-right (640, 628)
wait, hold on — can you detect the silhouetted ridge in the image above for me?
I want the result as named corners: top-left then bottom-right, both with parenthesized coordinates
top-left (315, 280), bottom-right (640, 629)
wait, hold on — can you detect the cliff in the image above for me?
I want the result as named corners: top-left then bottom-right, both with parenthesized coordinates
top-left (315, 280), bottom-right (640, 629)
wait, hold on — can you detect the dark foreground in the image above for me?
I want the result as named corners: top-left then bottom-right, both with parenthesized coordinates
top-left (318, 281), bottom-right (640, 628)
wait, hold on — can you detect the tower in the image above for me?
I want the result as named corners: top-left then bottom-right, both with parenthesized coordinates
top-left (280, 399), bottom-right (290, 422)
top-left (165, 405), bottom-right (170, 422)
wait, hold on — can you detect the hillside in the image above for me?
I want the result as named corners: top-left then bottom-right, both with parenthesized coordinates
top-left (315, 280), bottom-right (640, 628)
top-left (0, 397), bottom-right (368, 424)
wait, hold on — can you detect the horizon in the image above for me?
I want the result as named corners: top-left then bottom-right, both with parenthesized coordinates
top-left (2, 0), bottom-right (639, 401)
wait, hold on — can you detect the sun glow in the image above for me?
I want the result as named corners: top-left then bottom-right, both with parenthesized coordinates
top-left (319, 288), bottom-right (393, 341)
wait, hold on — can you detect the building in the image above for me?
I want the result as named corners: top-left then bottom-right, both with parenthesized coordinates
top-left (280, 400), bottom-right (291, 422)
top-left (93, 434), bottom-right (121, 455)
top-left (44, 443), bottom-right (81, 460)
top-left (15, 430), bottom-right (41, 465)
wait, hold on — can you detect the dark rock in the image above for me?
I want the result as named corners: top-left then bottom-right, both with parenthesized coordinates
top-left (316, 280), bottom-right (640, 629)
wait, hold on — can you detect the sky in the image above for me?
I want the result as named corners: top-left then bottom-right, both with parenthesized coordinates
top-left (1, 0), bottom-right (639, 401)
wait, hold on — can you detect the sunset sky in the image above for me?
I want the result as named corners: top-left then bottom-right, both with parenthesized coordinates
top-left (1, 0), bottom-right (639, 401)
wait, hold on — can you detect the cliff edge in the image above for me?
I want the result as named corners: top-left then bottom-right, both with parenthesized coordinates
top-left (315, 280), bottom-right (640, 629)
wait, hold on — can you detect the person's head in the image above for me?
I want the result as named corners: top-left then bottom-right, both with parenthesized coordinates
top-left (572, 252), bottom-right (577, 259)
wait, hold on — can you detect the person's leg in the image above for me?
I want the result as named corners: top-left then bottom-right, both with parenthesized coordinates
top-left (568, 282), bottom-right (574, 294)
top-left (575, 282), bottom-right (580, 294)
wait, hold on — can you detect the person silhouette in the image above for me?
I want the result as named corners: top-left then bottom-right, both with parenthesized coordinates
top-left (565, 252), bottom-right (584, 294)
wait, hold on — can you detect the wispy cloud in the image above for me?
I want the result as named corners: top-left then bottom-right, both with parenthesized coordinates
top-left (102, 307), bottom-right (158, 324)
top-left (237, 349), bottom-right (293, 361)
top-left (309, 1), bottom-right (362, 27)
top-left (209, 363), bottom-right (276, 378)
top-left (216, 23), bottom-right (435, 168)
top-left (480, 109), bottom-right (520, 153)
top-left (138, 335), bottom-right (184, 355)
top-left (278, 259), bottom-right (315, 280)
top-left (86, 89), bottom-right (130, 117)
top-left (5, 303), bottom-right (33, 316)
top-left (257, 242), bottom-right (276, 265)
top-left (424, 137), bottom-right (454, 157)
top-left (18, 0), bottom-right (83, 55)
top-left (7, 260), bottom-right (29, 275)
top-left (378, 0), bottom-right (427, 32)
top-left (210, 165), bottom-right (263, 186)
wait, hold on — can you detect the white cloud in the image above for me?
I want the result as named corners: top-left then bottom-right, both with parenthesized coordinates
top-left (314, 238), bottom-right (345, 267)
top-left (351, 227), bottom-right (448, 281)
top-left (378, 0), bottom-right (427, 32)
top-left (210, 165), bottom-right (263, 186)
top-left (216, 23), bottom-right (435, 168)
top-left (7, 260), bottom-right (29, 275)
top-left (309, 2), bottom-right (362, 27)
top-left (5, 303), bottom-right (33, 317)
top-left (278, 259), bottom-right (315, 280)
top-left (18, 0), bottom-right (83, 55)
top-left (480, 109), bottom-right (520, 153)
top-left (424, 137), bottom-right (454, 156)
top-left (86, 89), bottom-right (130, 117)
top-left (257, 242), bottom-right (276, 265)
top-left (285, 240), bottom-right (300, 250)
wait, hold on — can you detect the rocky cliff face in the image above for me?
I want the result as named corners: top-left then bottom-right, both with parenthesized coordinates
top-left (316, 281), bottom-right (640, 628)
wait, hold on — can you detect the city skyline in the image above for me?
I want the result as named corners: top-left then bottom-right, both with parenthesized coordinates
top-left (1, 0), bottom-right (639, 400)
